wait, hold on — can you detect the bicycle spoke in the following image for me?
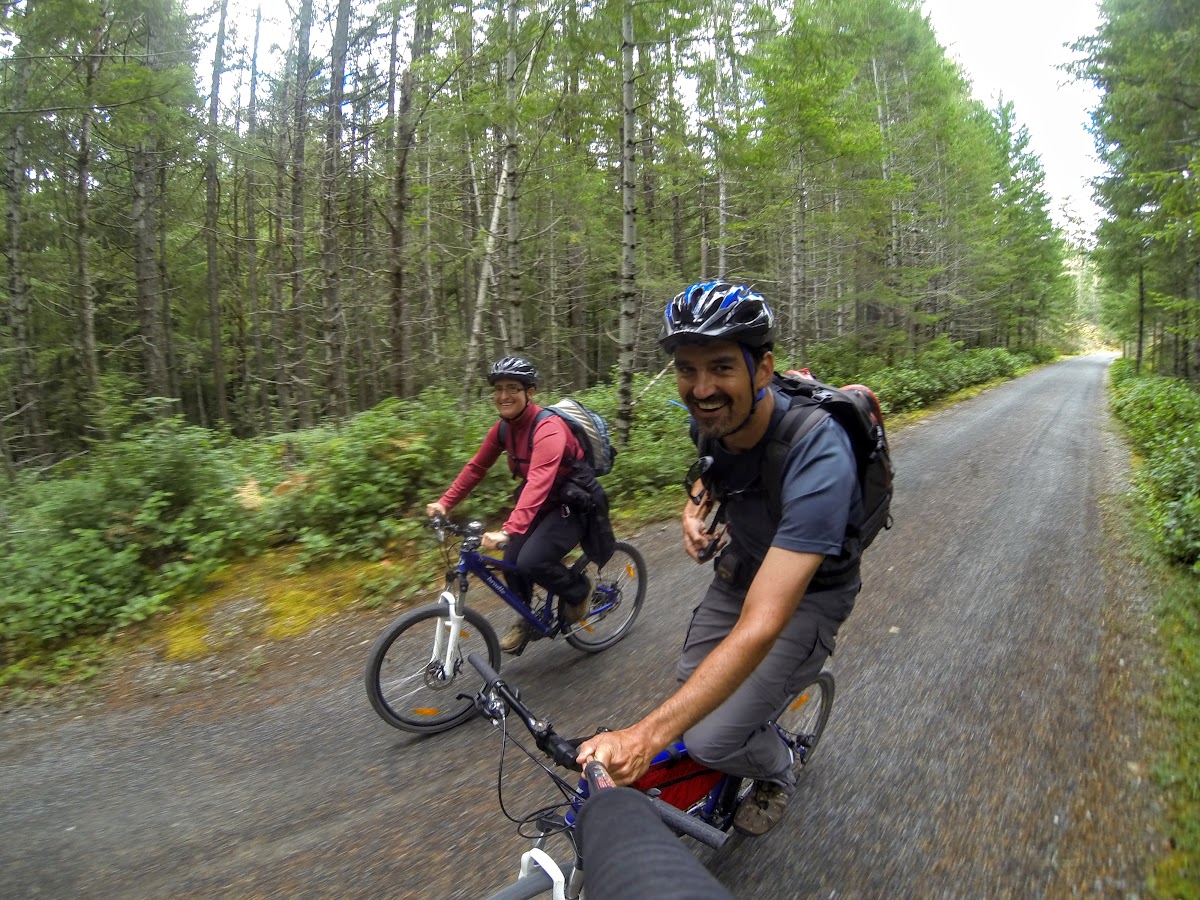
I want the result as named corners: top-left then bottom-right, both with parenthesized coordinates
top-left (566, 542), bottom-right (646, 653)
top-left (365, 604), bottom-right (501, 733)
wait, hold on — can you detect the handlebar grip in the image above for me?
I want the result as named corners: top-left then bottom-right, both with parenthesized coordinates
top-left (584, 760), bottom-right (616, 792)
top-left (647, 797), bottom-right (730, 850)
top-left (467, 651), bottom-right (502, 687)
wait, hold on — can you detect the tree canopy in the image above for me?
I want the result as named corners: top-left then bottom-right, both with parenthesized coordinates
top-left (1074, 0), bottom-right (1200, 378)
top-left (1, 0), bottom-right (1078, 469)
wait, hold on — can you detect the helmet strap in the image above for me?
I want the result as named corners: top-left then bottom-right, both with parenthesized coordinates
top-left (723, 346), bottom-right (766, 438)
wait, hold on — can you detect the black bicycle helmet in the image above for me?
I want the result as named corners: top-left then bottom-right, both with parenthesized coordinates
top-left (488, 356), bottom-right (538, 387)
top-left (658, 281), bottom-right (776, 352)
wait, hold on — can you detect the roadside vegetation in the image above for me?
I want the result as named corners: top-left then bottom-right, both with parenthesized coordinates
top-left (0, 340), bottom-right (1049, 694)
top-left (1108, 359), bottom-right (1200, 895)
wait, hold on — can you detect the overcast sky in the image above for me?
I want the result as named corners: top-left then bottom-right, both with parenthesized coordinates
top-left (919, 0), bottom-right (1106, 237)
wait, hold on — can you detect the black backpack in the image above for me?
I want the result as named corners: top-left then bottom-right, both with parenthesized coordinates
top-left (499, 398), bottom-right (617, 477)
top-left (498, 400), bottom-right (618, 567)
top-left (762, 370), bottom-right (894, 552)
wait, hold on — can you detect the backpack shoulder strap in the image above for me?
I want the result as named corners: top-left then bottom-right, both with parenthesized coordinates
top-left (762, 402), bottom-right (830, 524)
top-left (499, 409), bottom-right (554, 478)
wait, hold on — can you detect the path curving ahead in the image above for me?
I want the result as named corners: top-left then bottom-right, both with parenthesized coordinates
top-left (0, 354), bottom-right (1162, 898)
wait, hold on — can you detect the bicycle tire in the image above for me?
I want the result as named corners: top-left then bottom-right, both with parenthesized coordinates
top-left (364, 602), bottom-right (501, 733)
top-left (773, 670), bottom-right (835, 771)
top-left (565, 541), bottom-right (647, 652)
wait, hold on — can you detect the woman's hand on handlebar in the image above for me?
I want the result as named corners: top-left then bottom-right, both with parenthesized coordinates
top-left (482, 530), bottom-right (508, 551)
top-left (426, 500), bottom-right (447, 519)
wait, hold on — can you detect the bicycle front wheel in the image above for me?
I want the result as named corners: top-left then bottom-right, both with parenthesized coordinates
top-left (774, 671), bottom-right (835, 771)
top-left (364, 603), bottom-right (501, 733)
top-left (566, 541), bottom-right (647, 652)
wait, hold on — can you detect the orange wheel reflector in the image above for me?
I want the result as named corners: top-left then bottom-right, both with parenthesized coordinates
top-left (789, 693), bottom-right (812, 712)
top-left (412, 708), bottom-right (441, 716)
top-left (625, 564), bottom-right (635, 577)
top-left (460, 630), bottom-right (471, 638)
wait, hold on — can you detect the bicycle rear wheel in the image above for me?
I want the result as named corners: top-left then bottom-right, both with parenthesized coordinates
top-left (364, 603), bottom-right (501, 733)
top-left (566, 540), bottom-right (647, 652)
top-left (773, 671), bottom-right (834, 771)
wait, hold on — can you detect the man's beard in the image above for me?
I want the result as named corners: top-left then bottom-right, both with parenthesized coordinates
top-left (688, 392), bottom-right (739, 441)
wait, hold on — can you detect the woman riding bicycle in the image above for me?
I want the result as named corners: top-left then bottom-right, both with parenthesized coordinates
top-left (425, 357), bottom-right (598, 655)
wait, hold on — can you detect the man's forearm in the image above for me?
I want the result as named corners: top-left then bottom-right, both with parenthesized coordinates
top-left (639, 547), bottom-right (824, 748)
top-left (635, 621), bottom-right (775, 749)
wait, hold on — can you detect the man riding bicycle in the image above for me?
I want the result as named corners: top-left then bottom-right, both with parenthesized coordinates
top-left (426, 356), bottom-right (598, 655)
top-left (578, 282), bottom-right (863, 836)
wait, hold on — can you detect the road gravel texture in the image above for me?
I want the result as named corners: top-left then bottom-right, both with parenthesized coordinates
top-left (0, 353), bottom-right (1165, 899)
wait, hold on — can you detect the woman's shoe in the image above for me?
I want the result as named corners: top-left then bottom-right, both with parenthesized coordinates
top-left (499, 620), bottom-right (534, 655)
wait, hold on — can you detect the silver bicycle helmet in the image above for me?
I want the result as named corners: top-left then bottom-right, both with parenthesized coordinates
top-left (488, 356), bottom-right (539, 387)
top-left (658, 282), bottom-right (776, 352)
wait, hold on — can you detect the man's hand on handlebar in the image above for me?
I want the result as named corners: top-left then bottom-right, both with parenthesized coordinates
top-left (425, 500), bottom-right (447, 519)
top-left (576, 725), bottom-right (658, 786)
top-left (482, 530), bottom-right (508, 551)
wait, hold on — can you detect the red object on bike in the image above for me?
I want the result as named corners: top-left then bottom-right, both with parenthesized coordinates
top-left (632, 756), bottom-right (723, 811)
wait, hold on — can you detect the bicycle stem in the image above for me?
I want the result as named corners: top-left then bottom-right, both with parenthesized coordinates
top-left (468, 652), bottom-right (581, 770)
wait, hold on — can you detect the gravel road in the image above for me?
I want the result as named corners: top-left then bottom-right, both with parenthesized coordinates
top-left (0, 353), bottom-right (1163, 899)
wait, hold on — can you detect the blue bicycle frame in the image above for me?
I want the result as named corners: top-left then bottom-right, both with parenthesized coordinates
top-left (448, 544), bottom-right (620, 640)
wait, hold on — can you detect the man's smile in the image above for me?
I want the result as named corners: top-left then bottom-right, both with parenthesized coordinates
top-left (689, 394), bottom-right (731, 415)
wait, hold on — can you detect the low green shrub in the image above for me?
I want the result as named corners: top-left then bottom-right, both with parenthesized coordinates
top-left (0, 419), bottom-right (255, 652)
top-left (864, 342), bottom-right (1034, 414)
top-left (1109, 362), bottom-right (1200, 571)
top-left (1, 335), bottom-right (1052, 659)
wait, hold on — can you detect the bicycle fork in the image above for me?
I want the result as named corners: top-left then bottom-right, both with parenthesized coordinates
top-left (427, 590), bottom-right (467, 684)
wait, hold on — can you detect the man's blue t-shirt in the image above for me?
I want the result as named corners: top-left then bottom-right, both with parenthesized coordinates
top-left (702, 387), bottom-right (862, 592)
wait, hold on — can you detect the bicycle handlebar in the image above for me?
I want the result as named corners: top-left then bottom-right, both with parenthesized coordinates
top-left (467, 652), bottom-right (581, 770)
top-left (467, 653), bottom-right (730, 851)
top-left (429, 512), bottom-right (490, 552)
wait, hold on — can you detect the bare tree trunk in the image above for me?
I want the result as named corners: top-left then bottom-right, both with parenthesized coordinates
top-left (320, 0), bottom-right (351, 420)
top-left (3, 6), bottom-right (47, 457)
top-left (230, 156), bottom-right (251, 432)
top-left (788, 151), bottom-right (808, 367)
top-left (246, 5), bottom-right (271, 432)
top-left (872, 55), bottom-right (900, 349)
top-left (133, 145), bottom-right (170, 403)
top-left (614, 3), bottom-right (638, 444)
top-left (717, 168), bottom-right (727, 278)
top-left (76, 39), bottom-right (102, 435)
top-left (568, 229), bottom-right (587, 388)
top-left (205, 0), bottom-right (229, 424)
top-left (389, 50), bottom-right (413, 399)
top-left (291, 0), bottom-right (314, 426)
top-left (381, 6), bottom-right (399, 402)
top-left (389, 1), bottom-right (432, 399)
top-left (462, 35), bottom-right (539, 403)
top-left (562, 0), bottom-right (587, 389)
top-left (1135, 262), bottom-right (1145, 375)
top-left (156, 156), bottom-right (179, 404)
top-left (270, 83), bottom-right (294, 430)
top-left (504, 0), bottom-right (524, 353)
top-left (462, 157), bottom-right (508, 401)
top-left (422, 128), bottom-right (439, 367)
